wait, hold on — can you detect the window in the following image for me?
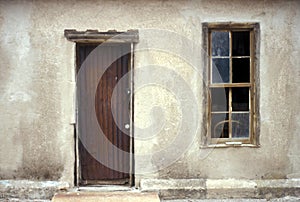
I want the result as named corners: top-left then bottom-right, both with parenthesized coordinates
top-left (203, 23), bottom-right (259, 146)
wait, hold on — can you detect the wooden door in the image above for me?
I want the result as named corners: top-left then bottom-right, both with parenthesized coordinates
top-left (76, 43), bottom-right (131, 185)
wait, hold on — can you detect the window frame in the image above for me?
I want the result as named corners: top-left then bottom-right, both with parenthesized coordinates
top-left (202, 22), bottom-right (260, 147)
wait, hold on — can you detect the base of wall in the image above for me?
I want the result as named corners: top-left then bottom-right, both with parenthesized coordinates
top-left (140, 178), bottom-right (300, 200)
top-left (1, 179), bottom-right (299, 200)
top-left (0, 180), bottom-right (69, 200)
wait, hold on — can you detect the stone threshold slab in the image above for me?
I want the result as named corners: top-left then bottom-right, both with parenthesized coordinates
top-left (52, 191), bottom-right (160, 202)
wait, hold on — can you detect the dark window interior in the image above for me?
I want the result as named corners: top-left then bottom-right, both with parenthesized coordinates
top-left (232, 31), bottom-right (250, 56)
top-left (232, 87), bottom-right (249, 111)
top-left (232, 58), bottom-right (250, 83)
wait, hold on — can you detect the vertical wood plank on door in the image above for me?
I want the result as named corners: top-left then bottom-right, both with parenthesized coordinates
top-left (77, 43), bottom-right (131, 184)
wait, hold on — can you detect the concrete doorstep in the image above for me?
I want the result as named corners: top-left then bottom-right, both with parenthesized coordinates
top-left (52, 191), bottom-right (160, 202)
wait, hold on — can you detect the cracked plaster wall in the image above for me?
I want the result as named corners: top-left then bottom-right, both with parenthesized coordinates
top-left (0, 0), bottom-right (299, 186)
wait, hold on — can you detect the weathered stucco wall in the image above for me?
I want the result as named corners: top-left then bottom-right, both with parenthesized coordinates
top-left (0, 0), bottom-right (299, 186)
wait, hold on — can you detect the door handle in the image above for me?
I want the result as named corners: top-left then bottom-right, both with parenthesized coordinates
top-left (124, 124), bottom-right (130, 129)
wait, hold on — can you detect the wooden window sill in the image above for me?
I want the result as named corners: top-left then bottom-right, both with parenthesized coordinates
top-left (200, 143), bottom-right (260, 148)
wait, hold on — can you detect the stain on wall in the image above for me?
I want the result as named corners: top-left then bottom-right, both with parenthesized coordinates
top-left (0, 0), bottom-right (299, 186)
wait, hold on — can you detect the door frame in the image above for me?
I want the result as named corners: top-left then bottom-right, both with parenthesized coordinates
top-left (65, 30), bottom-right (138, 186)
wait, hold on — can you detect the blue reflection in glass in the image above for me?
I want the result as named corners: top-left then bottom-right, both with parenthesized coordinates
top-left (212, 58), bottom-right (229, 83)
top-left (212, 31), bottom-right (229, 56)
top-left (232, 113), bottom-right (249, 138)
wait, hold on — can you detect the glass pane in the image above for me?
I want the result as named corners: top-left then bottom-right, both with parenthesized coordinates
top-left (232, 31), bottom-right (250, 56)
top-left (211, 113), bottom-right (229, 138)
top-left (211, 88), bottom-right (228, 112)
top-left (212, 31), bottom-right (229, 56)
top-left (212, 58), bottom-right (229, 83)
top-left (232, 58), bottom-right (250, 83)
top-left (232, 113), bottom-right (250, 138)
top-left (232, 87), bottom-right (249, 111)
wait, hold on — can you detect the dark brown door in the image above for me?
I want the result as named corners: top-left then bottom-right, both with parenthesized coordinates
top-left (76, 43), bottom-right (131, 185)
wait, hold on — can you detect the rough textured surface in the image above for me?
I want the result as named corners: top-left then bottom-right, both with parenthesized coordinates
top-left (162, 197), bottom-right (300, 202)
top-left (141, 179), bottom-right (206, 199)
top-left (0, 0), bottom-right (299, 194)
top-left (141, 179), bottom-right (300, 200)
top-left (0, 180), bottom-right (69, 200)
top-left (0, 200), bottom-right (50, 202)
